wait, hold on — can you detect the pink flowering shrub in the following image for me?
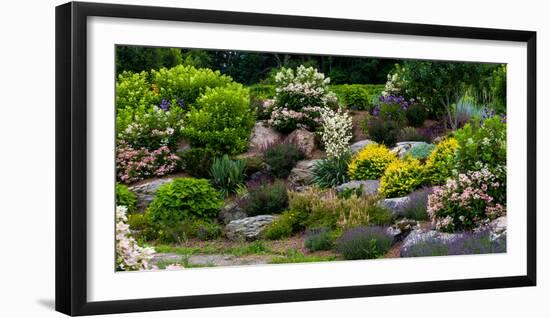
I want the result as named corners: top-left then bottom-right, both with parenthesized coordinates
top-left (269, 105), bottom-right (325, 133)
top-left (427, 166), bottom-right (506, 232)
top-left (116, 205), bottom-right (156, 271)
top-left (116, 142), bottom-right (180, 183)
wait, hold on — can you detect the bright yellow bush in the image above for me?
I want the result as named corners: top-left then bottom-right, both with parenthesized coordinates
top-left (425, 138), bottom-right (459, 185)
top-left (379, 158), bottom-right (426, 198)
top-left (348, 144), bottom-right (397, 180)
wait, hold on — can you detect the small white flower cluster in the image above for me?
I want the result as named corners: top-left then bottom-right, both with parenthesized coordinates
top-left (319, 107), bottom-right (353, 159)
top-left (115, 205), bottom-right (156, 271)
top-left (382, 72), bottom-right (402, 97)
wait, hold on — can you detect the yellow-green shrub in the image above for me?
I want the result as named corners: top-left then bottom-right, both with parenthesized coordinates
top-left (379, 159), bottom-right (426, 198)
top-left (425, 138), bottom-right (459, 185)
top-left (348, 144), bottom-right (397, 180)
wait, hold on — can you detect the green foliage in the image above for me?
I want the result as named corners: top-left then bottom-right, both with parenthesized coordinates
top-left (151, 65), bottom-right (233, 106)
top-left (210, 155), bottom-right (247, 197)
top-left (331, 84), bottom-right (384, 110)
top-left (379, 102), bottom-right (407, 126)
top-left (397, 126), bottom-right (431, 143)
top-left (425, 138), bottom-right (459, 185)
top-left (311, 153), bottom-right (351, 188)
top-left (249, 84), bottom-right (276, 100)
top-left (183, 84), bottom-right (256, 154)
top-left (453, 116), bottom-right (506, 174)
top-left (270, 249), bottom-right (337, 264)
top-left (379, 159), bottom-right (426, 198)
top-left (263, 143), bottom-right (304, 178)
top-left (245, 181), bottom-right (289, 216)
top-left (405, 142), bottom-right (436, 160)
top-left (304, 227), bottom-right (336, 252)
top-left (147, 178), bottom-right (223, 230)
top-left (115, 71), bottom-right (157, 111)
top-left (178, 148), bottom-right (217, 179)
top-left (116, 46), bottom-right (183, 75)
top-left (115, 183), bottom-right (137, 213)
top-left (156, 218), bottom-right (223, 244)
top-left (362, 116), bottom-right (401, 147)
top-left (336, 226), bottom-right (393, 260)
top-left (262, 210), bottom-right (306, 240)
top-left (405, 103), bottom-right (428, 127)
top-left (348, 144), bottom-right (397, 180)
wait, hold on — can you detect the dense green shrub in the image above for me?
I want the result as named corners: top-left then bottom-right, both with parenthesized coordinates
top-left (115, 183), bottom-right (137, 213)
top-left (362, 116), bottom-right (401, 147)
top-left (210, 155), bottom-right (247, 197)
top-left (331, 84), bottom-right (374, 110)
top-left (263, 143), bottom-right (304, 178)
top-left (115, 71), bottom-right (157, 111)
top-left (453, 116), bottom-right (506, 174)
top-left (405, 142), bottom-right (435, 160)
top-left (262, 210), bottom-right (306, 240)
top-left (249, 84), bottom-right (276, 100)
top-left (379, 159), bottom-right (426, 198)
top-left (311, 153), bottom-right (351, 188)
top-left (151, 65), bottom-right (233, 106)
top-left (304, 227), bottom-right (335, 251)
top-left (397, 127), bottom-right (431, 143)
top-left (182, 84), bottom-right (256, 154)
top-left (425, 138), bottom-right (459, 185)
top-left (147, 178), bottom-right (223, 229)
top-left (116, 46), bottom-right (183, 75)
top-left (379, 102), bottom-right (407, 126)
top-left (245, 181), bottom-right (289, 216)
top-left (178, 148), bottom-right (217, 179)
top-left (336, 226), bottom-right (393, 260)
top-left (348, 144), bottom-right (397, 180)
top-left (405, 103), bottom-right (428, 127)
top-left (156, 218), bottom-right (223, 243)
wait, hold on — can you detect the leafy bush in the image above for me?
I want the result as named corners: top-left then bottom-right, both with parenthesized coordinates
top-left (147, 178), bottom-right (223, 229)
top-left (348, 144), bottom-right (397, 180)
top-left (319, 107), bottom-right (353, 159)
top-left (178, 148), bottom-right (217, 179)
top-left (336, 226), bottom-right (393, 260)
top-left (311, 153), bottom-right (351, 188)
top-left (263, 143), bottom-right (304, 178)
top-left (405, 142), bottom-right (435, 160)
top-left (397, 127), bottom-right (430, 143)
top-left (151, 65), bottom-right (233, 106)
top-left (116, 143), bottom-right (181, 183)
top-left (453, 116), bottom-right (506, 174)
top-left (182, 84), bottom-right (255, 154)
top-left (239, 155), bottom-right (265, 176)
top-left (401, 187), bottom-right (432, 221)
top-left (304, 227), bottom-right (335, 251)
top-left (249, 84), bottom-right (276, 100)
top-left (331, 84), bottom-right (382, 110)
top-left (262, 210), bottom-right (306, 240)
top-left (269, 65), bottom-right (337, 132)
top-left (379, 159), bottom-right (426, 198)
top-left (210, 155), bottom-right (247, 197)
top-left (245, 181), bottom-right (289, 216)
top-left (116, 183), bottom-right (137, 212)
top-left (425, 138), bottom-right (459, 185)
top-left (115, 71), bottom-right (156, 111)
top-left (362, 116), bottom-right (401, 147)
top-left (405, 103), bottom-right (428, 127)
top-left (428, 167), bottom-right (506, 232)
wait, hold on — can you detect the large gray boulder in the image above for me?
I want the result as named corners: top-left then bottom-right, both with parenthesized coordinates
top-left (284, 129), bottom-right (316, 158)
top-left (400, 229), bottom-right (464, 257)
top-left (225, 215), bottom-right (277, 241)
top-left (128, 177), bottom-right (173, 212)
top-left (218, 196), bottom-right (249, 224)
top-left (248, 121), bottom-right (283, 153)
top-left (335, 180), bottom-right (380, 197)
top-left (380, 196), bottom-right (411, 217)
top-left (288, 159), bottom-right (320, 186)
top-left (350, 139), bottom-right (375, 153)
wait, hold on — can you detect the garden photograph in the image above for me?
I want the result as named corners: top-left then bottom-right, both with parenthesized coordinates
top-left (114, 46), bottom-right (507, 271)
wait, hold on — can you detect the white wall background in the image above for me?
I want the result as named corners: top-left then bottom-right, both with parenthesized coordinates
top-left (0, 0), bottom-right (546, 317)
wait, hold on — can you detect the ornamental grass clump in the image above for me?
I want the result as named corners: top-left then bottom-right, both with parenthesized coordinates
top-left (379, 158), bottom-right (426, 198)
top-left (311, 152), bottom-right (351, 188)
top-left (427, 166), bottom-right (506, 232)
top-left (348, 144), bottom-right (397, 180)
top-left (116, 205), bottom-right (155, 271)
top-left (336, 226), bottom-right (393, 260)
top-left (210, 155), bottom-right (247, 197)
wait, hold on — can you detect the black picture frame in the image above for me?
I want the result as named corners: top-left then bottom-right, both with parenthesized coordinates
top-left (55, 1), bottom-right (537, 316)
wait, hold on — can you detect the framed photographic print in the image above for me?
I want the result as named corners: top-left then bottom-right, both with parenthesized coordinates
top-left (55, 1), bottom-right (537, 316)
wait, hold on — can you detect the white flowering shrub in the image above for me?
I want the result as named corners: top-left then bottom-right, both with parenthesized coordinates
top-left (116, 205), bottom-right (156, 271)
top-left (319, 107), bottom-right (353, 159)
top-left (269, 65), bottom-right (337, 132)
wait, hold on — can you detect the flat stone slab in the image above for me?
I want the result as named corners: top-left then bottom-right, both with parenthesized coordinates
top-left (225, 215), bottom-right (277, 241)
top-left (128, 177), bottom-right (173, 211)
top-left (153, 253), bottom-right (271, 267)
top-left (335, 180), bottom-right (379, 196)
